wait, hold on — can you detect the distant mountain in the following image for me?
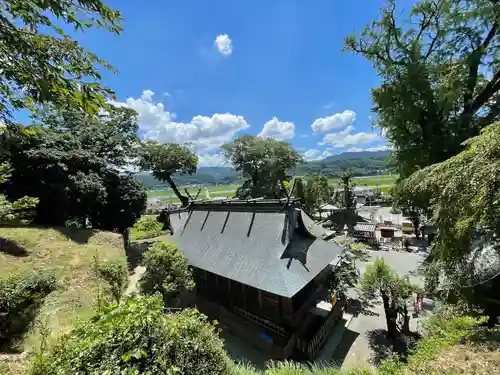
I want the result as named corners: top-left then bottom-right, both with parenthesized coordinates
top-left (320, 150), bottom-right (390, 162)
top-left (135, 150), bottom-right (393, 189)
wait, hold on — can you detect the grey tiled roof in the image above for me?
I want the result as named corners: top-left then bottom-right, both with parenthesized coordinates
top-left (354, 222), bottom-right (376, 233)
top-left (167, 201), bottom-right (343, 297)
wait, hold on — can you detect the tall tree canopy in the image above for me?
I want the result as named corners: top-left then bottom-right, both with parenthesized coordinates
top-left (0, 0), bottom-right (123, 121)
top-left (221, 135), bottom-right (302, 199)
top-left (295, 174), bottom-right (333, 216)
top-left (33, 105), bottom-right (139, 167)
top-left (0, 126), bottom-right (38, 224)
top-left (344, 0), bottom-right (500, 177)
top-left (336, 170), bottom-right (357, 232)
top-left (138, 141), bottom-right (198, 207)
top-left (394, 123), bottom-right (500, 272)
top-left (1, 121), bottom-right (146, 231)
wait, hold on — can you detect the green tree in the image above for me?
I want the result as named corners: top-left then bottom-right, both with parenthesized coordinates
top-left (329, 241), bottom-right (370, 298)
top-left (394, 123), bottom-right (500, 322)
top-left (359, 258), bottom-right (419, 338)
top-left (33, 105), bottom-right (139, 167)
top-left (0, 126), bottom-right (38, 225)
top-left (139, 242), bottom-right (195, 306)
top-left (344, 0), bottom-right (500, 178)
top-left (92, 258), bottom-right (128, 304)
top-left (0, 0), bottom-right (123, 122)
top-left (221, 134), bottom-right (302, 199)
top-left (1, 124), bottom-right (146, 233)
top-left (138, 141), bottom-right (198, 207)
top-left (300, 173), bottom-right (333, 216)
top-left (30, 295), bottom-right (232, 375)
top-left (0, 163), bottom-right (38, 225)
top-left (336, 170), bottom-right (357, 232)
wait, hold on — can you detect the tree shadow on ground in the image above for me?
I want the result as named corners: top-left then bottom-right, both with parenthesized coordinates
top-left (125, 241), bottom-right (151, 270)
top-left (346, 297), bottom-right (380, 317)
top-left (55, 227), bottom-right (98, 244)
top-left (366, 329), bottom-right (422, 367)
top-left (0, 237), bottom-right (28, 257)
top-left (330, 328), bottom-right (360, 367)
top-left (365, 329), bottom-right (396, 366)
top-left (0, 293), bottom-right (53, 353)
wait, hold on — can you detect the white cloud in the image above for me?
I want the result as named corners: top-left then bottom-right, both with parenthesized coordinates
top-left (303, 149), bottom-right (334, 162)
top-left (258, 117), bottom-right (295, 140)
top-left (197, 153), bottom-right (229, 167)
top-left (347, 145), bottom-right (391, 152)
top-left (347, 147), bottom-right (363, 153)
top-left (312, 110), bottom-right (356, 133)
top-left (319, 125), bottom-right (379, 148)
top-left (215, 34), bottom-right (233, 56)
top-left (110, 90), bottom-right (249, 153)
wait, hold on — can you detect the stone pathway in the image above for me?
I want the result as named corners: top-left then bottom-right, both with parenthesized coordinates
top-left (125, 265), bottom-right (146, 295)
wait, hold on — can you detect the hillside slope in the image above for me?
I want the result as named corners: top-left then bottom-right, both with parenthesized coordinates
top-left (0, 227), bottom-right (127, 375)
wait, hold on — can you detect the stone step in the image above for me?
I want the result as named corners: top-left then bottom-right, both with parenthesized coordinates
top-left (314, 312), bottom-right (354, 364)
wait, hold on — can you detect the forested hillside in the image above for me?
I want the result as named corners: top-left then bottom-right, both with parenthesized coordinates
top-left (136, 150), bottom-right (392, 189)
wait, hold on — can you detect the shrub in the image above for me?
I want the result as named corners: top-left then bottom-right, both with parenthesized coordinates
top-left (0, 271), bottom-right (56, 349)
top-left (130, 215), bottom-right (165, 240)
top-left (30, 294), bottom-right (232, 375)
top-left (92, 258), bottom-right (128, 303)
top-left (139, 241), bottom-right (195, 305)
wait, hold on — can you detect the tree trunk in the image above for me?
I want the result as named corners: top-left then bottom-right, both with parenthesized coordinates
top-left (122, 227), bottom-right (130, 251)
top-left (401, 304), bottom-right (411, 334)
top-left (382, 291), bottom-right (398, 338)
top-left (410, 215), bottom-right (420, 240)
top-left (165, 175), bottom-right (189, 206)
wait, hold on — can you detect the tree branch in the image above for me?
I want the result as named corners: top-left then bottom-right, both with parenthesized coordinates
top-left (463, 23), bottom-right (498, 114)
top-left (470, 68), bottom-right (500, 116)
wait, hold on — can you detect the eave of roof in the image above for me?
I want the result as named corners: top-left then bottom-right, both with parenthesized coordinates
top-left (167, 201), bottom-right (343, 297)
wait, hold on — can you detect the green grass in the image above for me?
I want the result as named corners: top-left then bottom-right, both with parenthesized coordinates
top-left (327, 175), bottom-right (397, 187)
top-left (148, 185), bottom-right (238, 198)
top-left (129, 215), bottom-right (166, 240)
top-left (148, 175), bottom-right (396, 203)
top-left (0, 227), bottom-right (127, 375)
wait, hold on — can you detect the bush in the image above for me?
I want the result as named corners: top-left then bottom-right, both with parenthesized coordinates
top-left (0, 271), bottom-right (56, 349)
top-left (92, 259), bottom-right (128, 303)
top-left (30, 294), bottom-right (232, 375)
top-left (139, 241), bottom-right (195, 305)
top-left (130, 215), bottom-right (165, 240)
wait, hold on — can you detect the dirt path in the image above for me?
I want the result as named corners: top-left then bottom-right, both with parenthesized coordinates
top-left (125, 265), bottom-right (146, 295)
top-left (125, 234), bottom-right (172, 294)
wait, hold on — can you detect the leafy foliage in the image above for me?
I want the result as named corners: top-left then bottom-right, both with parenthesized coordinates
top-left (130, 215), bottom-right (165, 240)
top-left (139, 141), bottom-right (198, 206)
top-left (1, 123), bottom-right (146, 231)
top-left (330, 242), bottom-right (370, 297)
top-left (0, 271), bottom-right (56, 349)
top-left (92, 258), bottom-right (128, 304)
top-left (394, 123), bottom-right (500, 321)
top-left (359, 258), bottom-right (420, 337)
top-left (344, 0), bottom-right (500, 178)
top-left (30, 294), bottom-right (232, 375)
top-left (221, 134), bottom-right (302, 199)
top-left (139, 242), bottom-right (195, 305)
top-left (0, 162), bottom-right (38, 225)
top-left (33, 105), bottom-right (140, 167)
top-left (335, 171), bottom-right (357, 232)
top-left (394, 123), bottom-right (500, 275)
top-left (0, 0), bottom-right (123, 122)
top-left (298, 173), bottom-right (333, 215)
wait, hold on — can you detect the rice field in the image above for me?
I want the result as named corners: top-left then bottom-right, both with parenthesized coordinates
top-left (147, 174), bottom-right (397, 203)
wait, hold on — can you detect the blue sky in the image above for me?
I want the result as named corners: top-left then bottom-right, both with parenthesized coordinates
top-left (68, 0), bottom-right (415, 166)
